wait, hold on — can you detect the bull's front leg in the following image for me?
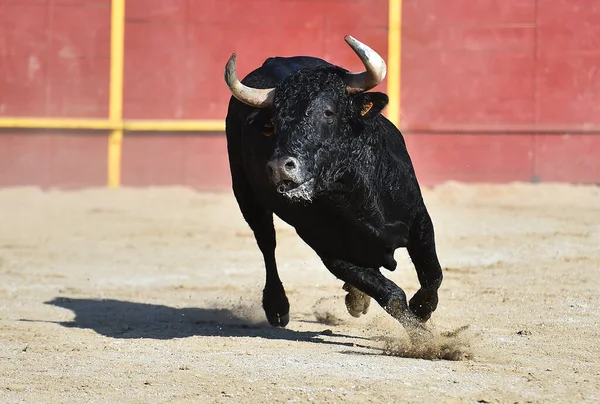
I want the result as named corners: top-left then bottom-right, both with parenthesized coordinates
top-left (406, 210), bottom-right (443, 322)
top-left (231, 176), bottom-right (289, 327)
top-left (320, 257), bottom-right (423, 330)
top-left (243, 209), bottom-right (289, 327)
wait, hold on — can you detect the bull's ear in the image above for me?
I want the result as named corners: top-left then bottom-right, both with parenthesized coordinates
top-left (353, 92), bottom-right (388, 119)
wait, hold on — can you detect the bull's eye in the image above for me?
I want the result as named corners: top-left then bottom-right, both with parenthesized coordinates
top-left (324, 109), bottom-right (335, 118)
top-left (262, 119), bottom-right (275, 137)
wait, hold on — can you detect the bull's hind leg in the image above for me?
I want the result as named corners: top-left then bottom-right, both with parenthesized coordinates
top-left (230, 175), bottom-right (289, 327)
top-left (406, 211), bottom-right (443, 322)
top-left (321, 258), bottom-right (422, 330)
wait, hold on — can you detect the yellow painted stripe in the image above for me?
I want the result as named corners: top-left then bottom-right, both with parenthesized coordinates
top-left (0, 118), bottom-right (116, 130)
top-left (123, 119), bottom-right (225, 132)
top-left (108, 0), bottom-right (126, 188)
top-left (108, 129), bottom-right (123, 186)
top-left (387, 0), bottom-right (402, 127)
top-left (0, 117), bottom-right (227, 132)
top-left (0, 118), bottom-right (226, 132)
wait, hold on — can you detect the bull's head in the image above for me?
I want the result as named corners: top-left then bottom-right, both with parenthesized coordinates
top-left (224, 36), bottom-right (388, 202)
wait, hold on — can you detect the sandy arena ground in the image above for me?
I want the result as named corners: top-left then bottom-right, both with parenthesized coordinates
top-left (0, 182), bottom-right (599, 403)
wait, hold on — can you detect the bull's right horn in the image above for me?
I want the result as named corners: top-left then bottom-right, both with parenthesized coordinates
top-left (224, 54), bottom-right (275, 108)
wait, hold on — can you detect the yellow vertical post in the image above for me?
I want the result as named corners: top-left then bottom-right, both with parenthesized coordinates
top-left (108, 0), bottom-right (125, 187)
top-left (387, 0), bottom-right (402, 127)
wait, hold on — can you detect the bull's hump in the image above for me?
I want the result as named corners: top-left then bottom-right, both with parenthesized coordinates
top-left (261, 56), bottom-right (332, 82)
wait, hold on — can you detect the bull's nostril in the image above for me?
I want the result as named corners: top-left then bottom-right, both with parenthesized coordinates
top-left (284, 158), bottom-right (297, 171)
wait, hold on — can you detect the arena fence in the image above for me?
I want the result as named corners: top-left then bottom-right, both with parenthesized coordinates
top-left (1, 0), bottom-right (598, 187)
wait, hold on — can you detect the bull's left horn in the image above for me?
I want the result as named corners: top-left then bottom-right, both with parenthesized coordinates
top-left (224, 54), bottom-right (275, 108)
top-left (343, 35), bottom-right (387, 93)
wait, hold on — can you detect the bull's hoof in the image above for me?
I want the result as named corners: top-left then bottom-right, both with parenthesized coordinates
top-left (408, 288), bottom-right (439, 322)
top-left (343, 283), bottom-right (371, 318)
top-left (266, 312), bottom-right (289, 327)
top-left (263, 287), bottom-right (290, 327)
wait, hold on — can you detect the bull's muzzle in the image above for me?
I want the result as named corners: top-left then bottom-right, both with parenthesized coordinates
top-left (266, 156), bottom-right (303, 193)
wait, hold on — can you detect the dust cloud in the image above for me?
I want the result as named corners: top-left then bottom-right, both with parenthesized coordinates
top-left (381, 324), bottom-right (473, 361)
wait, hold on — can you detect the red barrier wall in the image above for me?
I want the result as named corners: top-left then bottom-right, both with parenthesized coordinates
top-left (0, 0), bottom-right (599, 188)
top-left (0, 0), bottom-right (110, 187)
top-left (402, 0), bottom-right (600, 184)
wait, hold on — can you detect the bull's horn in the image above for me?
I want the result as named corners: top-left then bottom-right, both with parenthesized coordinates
top-left (224, 54), bottom-right (275, 108)
top-left (343, 35), bottom-right (387, 93)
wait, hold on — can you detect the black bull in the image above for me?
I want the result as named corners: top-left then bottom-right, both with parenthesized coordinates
top-left (224, 36), bottom-right (443, 332)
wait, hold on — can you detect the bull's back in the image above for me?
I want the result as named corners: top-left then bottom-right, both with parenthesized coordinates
top-left (242, 56), bottom-right (333, 88)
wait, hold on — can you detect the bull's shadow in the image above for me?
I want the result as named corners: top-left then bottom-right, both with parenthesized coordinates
top-left (40, 297), bottom-right (367, 347)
